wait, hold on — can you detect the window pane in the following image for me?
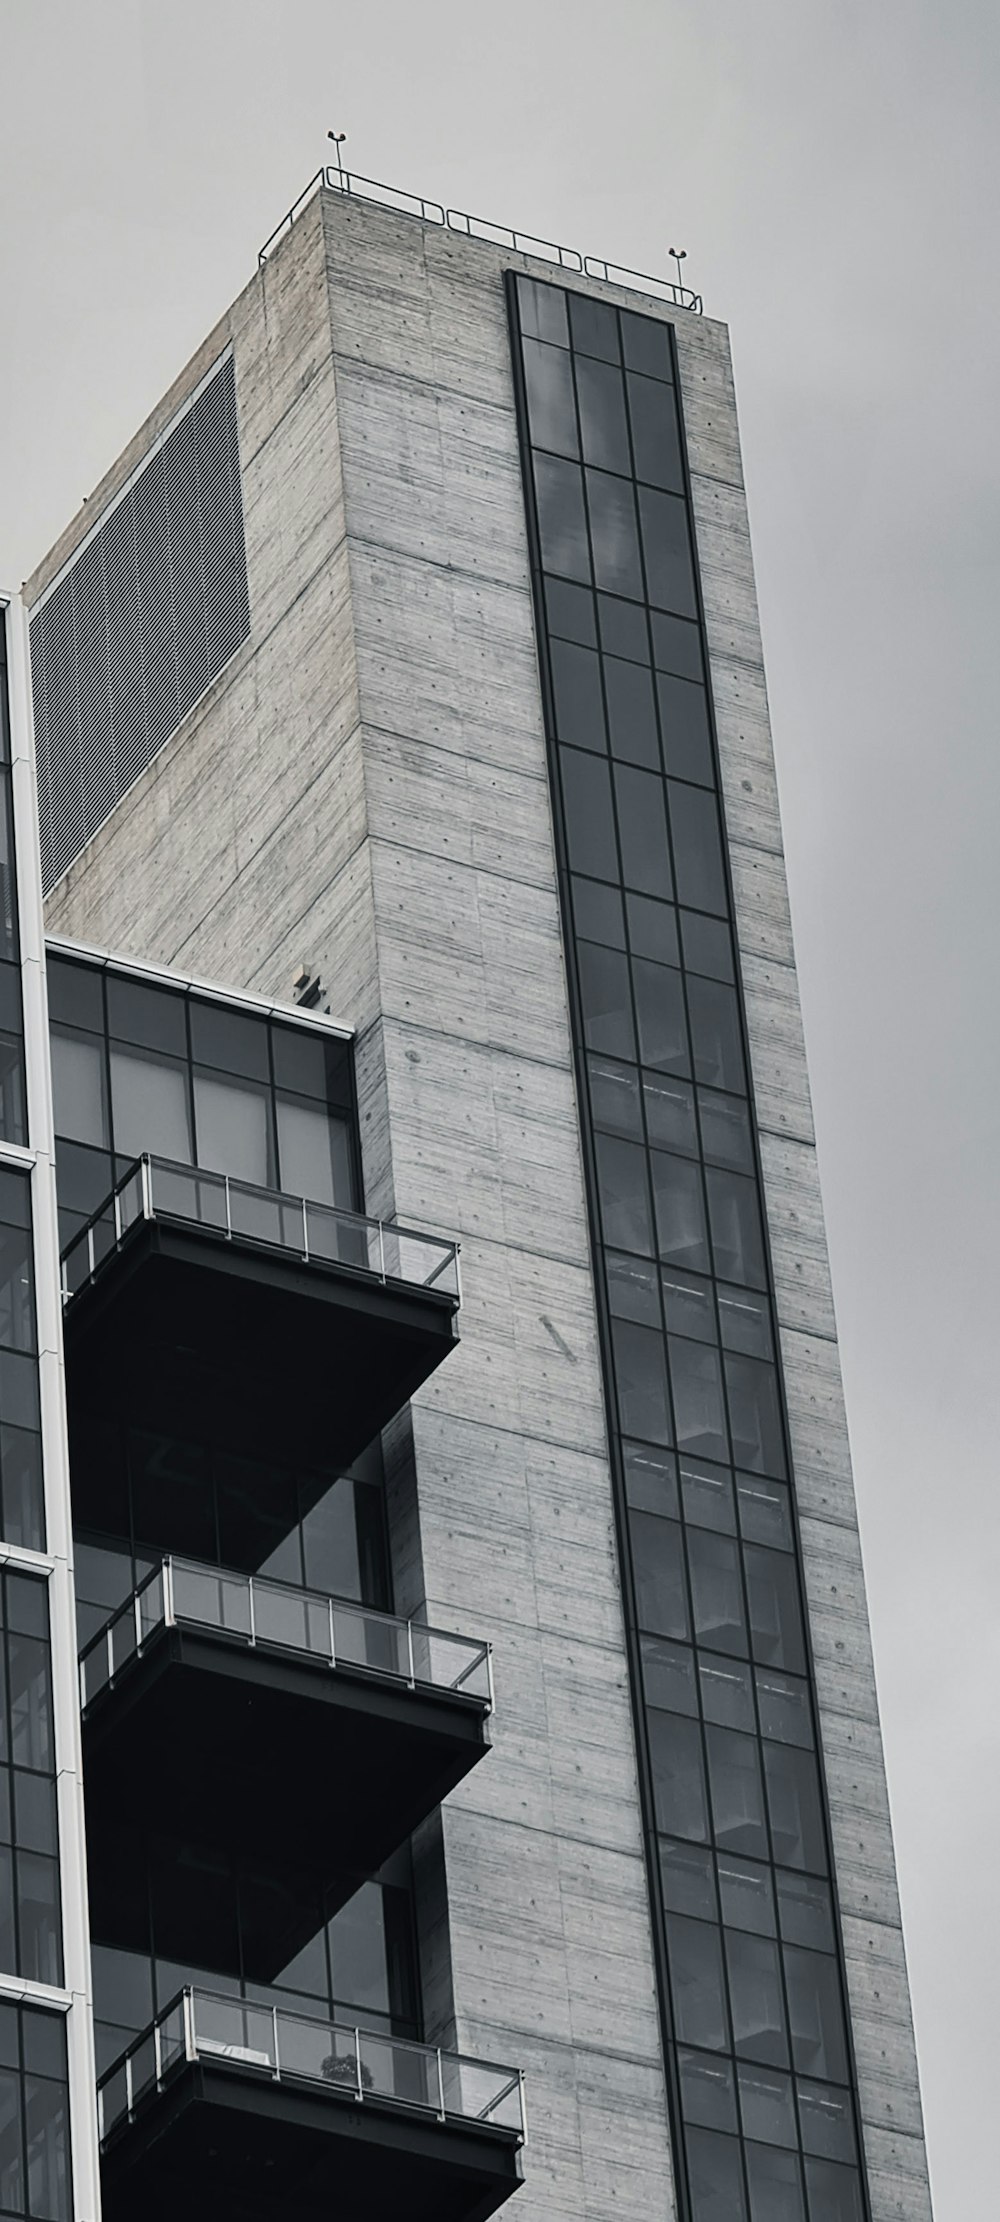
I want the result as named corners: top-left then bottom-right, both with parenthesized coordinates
top-left (632, 959), bottom-right (688, 1074)
top-left (638, 486), bottom-right (697, 616)
top-left (745, 1546), bottom-right (805, 1671)
top-left (517, 276), bottom-right (569, 346)
top-left (623, 1440), bottom-right (678, 1516)
top-left (641, 1634), bottom-right (696, 1714)
top-left (598, 594), bottom-right (649, 663)
top-left (0, 1031), bottom-right (27, 1150)
top-left (738, 2062), bottom-right (797, 2147)
top-left (24, 2068), bottom-right (71, 2221)
top-left (0, 1223), bottom-right (34, 1355)
top-left (718, 1285), bottom-right (772, 1359)
top-left (329, 1881), bottom-right (392, 2016)
top-left (614, 765), bottom-right (673, 899)
top-left (607, 1252), bottom-right (660, 1327)
top-left (666, 1916), bottom-right (730, 2048)
top-left (574, 878), bottom-right (626, 950)
top-left (650, 1716), bottom-right (708, 1842)
top-left (110, 1047), bottom-right (191, 1163)
top-left (627, 372), bottom-right (684, 493)
top-left (587, 470), bottom-right (643, 599)
top-left (687, 2126), bottom-right (747, 2222)
top-left (621, 310), bottom-right (674, 382)
top-left (756, 1669), bottom-right (813, 1749)
top-left (560, 748), bottom-right (618, 881)
top-left (16, 1853), bottom-right (63, 1986)
top-left (277, 1099), bottom-right (353, 1207)
top-left (706, 1725), bottom-right (768, 1858)
top-left (587, 1055), bottom-right (642, 1138)
top-left (669, 1339), bottom-right (729, 1466)
top-left (107, 977), bottom-right (186, 1057)
top-left (706, 1169), bottom-right (766, 1289)
top-left (595, 1132), bottom-right (653, 1255)
top-left (521, 337), bottom-right (579, 458)
top-left (669, 782), bottom-right (728, 914)
top-left (50, 1030), bottom-right (107, 1147)
top-left (0, 2060), bottom-right (24, 2213)
top-left (681, 1459), bottom-right (736, 1534)
top-left (717, 1853), bottom-right (775, 1934)
top-left (737, 1476), bottom-right (794, 1553)
top-left (657, 673), bottom-right (714, 785)
top-left (1, 1428), bottom-right (45, 1554)
top-left (644, 1074), bottom-right (698, 1155)
top-left (776, 1871), bottom-right (835, 1954)
top-left (784, 1945), bottom-right (849, 2083)
top-left (627, 894), bottom-right (679, 966)
top-left (662, 1269), bottom-right (714, 1344)
top-left (550, 639), bottom-right (606, 752)
top-left (686, 1527), bottom-right (746, 1655)
top-left (604, 656), bottom-right (659, 768)
top-left (682, 910), bottom-right (734, 983)
top-left (630, 1511), bottom-right (688, 1640)
top-left (797, 2079), bottom-right (857, 2163)
top-left (727, 1354), bottom-right (786, 1480)
top-left (612, 1318), bottom-right (672, 1445)
top-left (763, 1743), bottom-right (827, 1872)
top-left (659, 1837), bottom-right (715, 1919)
top-left (725, 1927), bottom-right (789, 2065)
top-left (803, 2157), bottom-right (864, 2222)
top-left (699, 1656), bottom-right (755, 1733)
top-left (652, 1154), bottom-right (708, 1270)
top-left (545, 576), bottom-right (596, 646)
top-left (652, 608), bottom-right (703, 682)
top-left (8, 1631), bottom-right (52, 1771)
top-left (745, 2141), bottom-right (805, 2222)
top-left (195, 1073), bottom-right (270, 1186)
top-left (679, 2049), bottom-right (738, 2132)
top-left (693, 986), bottom-right (746, 1097)
top-left (576, 357), bottom-right (631, 474)
top-left (569, 292), bottom-right (620, 363)
top-left (534, 454), bottom-right (590, 581)
top-left (579, 943), bottom-right (636, 1061)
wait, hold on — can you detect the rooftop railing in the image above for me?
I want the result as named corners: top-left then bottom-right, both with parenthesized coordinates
top-left (98, 1987), bottom-right (525, 2147)
top-left (79, 1554), bottom-right (493, 1715)
top-left (258, 165), bottom-right (703, 313)
top-left (60, 1152), bottom-right (460, 1305)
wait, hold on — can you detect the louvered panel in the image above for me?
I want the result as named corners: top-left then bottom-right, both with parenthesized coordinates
top-left (29, 355), bottom-right (249, 893)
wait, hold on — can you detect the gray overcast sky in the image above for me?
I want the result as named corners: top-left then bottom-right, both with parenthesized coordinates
top-left (2, 3), bottom-right (997, 2210)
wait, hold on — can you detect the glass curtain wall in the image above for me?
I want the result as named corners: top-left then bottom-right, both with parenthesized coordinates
top-left (508, 274), bottom-right (868, 2222)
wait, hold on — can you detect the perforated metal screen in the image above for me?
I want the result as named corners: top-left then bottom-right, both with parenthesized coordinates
top-left (29, 356), bottom-right (250, 893)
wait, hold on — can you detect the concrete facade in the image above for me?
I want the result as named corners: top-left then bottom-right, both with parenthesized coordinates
top-left (28, 185), bottom-right (932, 2221)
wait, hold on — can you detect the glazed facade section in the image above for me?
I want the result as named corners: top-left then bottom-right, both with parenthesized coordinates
top-left (508, 274), bottom-right (869, 2222)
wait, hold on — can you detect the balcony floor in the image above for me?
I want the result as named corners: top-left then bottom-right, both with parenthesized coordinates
top-left (100, 2056), bottom-right (523, 2222)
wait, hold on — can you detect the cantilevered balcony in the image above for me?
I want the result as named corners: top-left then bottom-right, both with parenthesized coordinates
top-left (98, 1989), bottom-right (524, 2222)
top-left (61, 1155), bottom-right (460, 1503)
top-left (81, 1559), bottom-right (492, 1948)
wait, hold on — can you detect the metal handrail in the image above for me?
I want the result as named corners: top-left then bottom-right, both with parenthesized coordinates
top-left (78, 1553), bottom-right (493, 1715)
top-left (98, 1987), bottom-right (526, 2147)
top-left (258, 164), bottom-right (703, 312)
top-left (59, 1152), bottom-right (460, 1306)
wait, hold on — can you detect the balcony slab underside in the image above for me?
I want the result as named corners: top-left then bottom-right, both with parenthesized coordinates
top-left (84, 1626), bottom-right (489, 1946)
top-left (100, 2060), bottom-right (523, 2222)
top-left (63, 1217), bottom-right (458, 1488)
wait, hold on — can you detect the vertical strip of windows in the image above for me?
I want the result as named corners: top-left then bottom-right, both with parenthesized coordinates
top-left (507, 273), bottom-right (870, 2222)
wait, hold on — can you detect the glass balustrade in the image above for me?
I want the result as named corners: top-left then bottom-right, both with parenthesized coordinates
top-left (79, 1555), bottom-right (492, 1713)
top-left (98, 1988), bottom-right (525, 2146)
top-left (60, 1152), bottom-right (460, 1303)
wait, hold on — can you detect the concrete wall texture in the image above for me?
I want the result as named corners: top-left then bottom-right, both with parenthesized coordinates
top-left (30, 186), bottom-right (932, 2221)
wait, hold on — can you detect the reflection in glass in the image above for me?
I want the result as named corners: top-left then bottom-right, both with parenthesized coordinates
top-left (586, 470), bottom-right (643, 600)
top-left (651, 1716), bottom-right (708, 1842)
top-left (668, 1339), bottom-right (729, 1466)
top-left (560, 748), bottom-right (618, 882)
top-left (604, 655), bottom-right (659, 768)
top-left (638, 486), bottom-right (697, 616)
top-left (666, 1915), bottom-right (730, 2048)
top-left (725, 1926), bottom-right (788, 2065)
top-left (521, 338), bottom-right (579, 459)
top-left (576, 357), bottom-right (631, 475)
top-left (579, 943), bottom-right (636, 1062)
top-left (550, 639), bottom-right (606, 753)
top-left (686, 2125), bottom-right (748, 2222)
top-left (533, 454), bottom-right (590, 581)
top-left (627, 372), bottom-right (684, 493)
top-left (630, 1511), bottom-right (688, 1641)
top-left (111, 1047), bottom-right (191, 1163)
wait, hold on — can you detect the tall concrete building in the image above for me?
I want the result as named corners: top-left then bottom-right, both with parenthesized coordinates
top-left (7, 172), bottom-right (932, 2222)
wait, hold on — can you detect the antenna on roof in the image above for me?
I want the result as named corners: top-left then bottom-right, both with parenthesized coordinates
top-left (668, 246), bottom-right (688, 296)
top-left (327, 130), bottom-right (347, 183)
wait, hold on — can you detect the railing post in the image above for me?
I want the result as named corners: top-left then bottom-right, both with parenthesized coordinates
top-left (405, 1616), bottom-right (416, 1690)
top-left (224, 1175), bottom-right (232, 1239)
top-left (163, 1558), bottom-right (175, 1629)
top-left (486, 1642), bottom-right (496, 1714)
top-left (436, 2046), bottom-right (447, 2122)
top-left (354, 2025), bottom-right (364, 2101)
top-left (301, 1195), bottom-right (309, 1261)
top-left (133, 1589), bottom-right (143, 1654)
top-left (183, 1991), bottom-right (196, 2062)
top-left (328, 1595), bottom-right (337, 1670)
top-left (378, 1219), bottom-right (386, 1283)
top-left (247, 1573), bottom-right (256, 1647)
top-left (125, 2054), bottom-right (134, 2122)
top-left (140, 1154), bottom-right (152, 1221)
top-left (113, 1185), bottom-right (122, 1242)
top-left (518, 2068), bottom-right (528, 2139)
top-left (87, 1226), bottom-right (95, 1278)
top-left (153, 2017), bottom-right (163, 2089)
top-left (272, 2006), bottom-right (280, 2080)
top-left (105, 1625), bottom-right (114, 1688)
